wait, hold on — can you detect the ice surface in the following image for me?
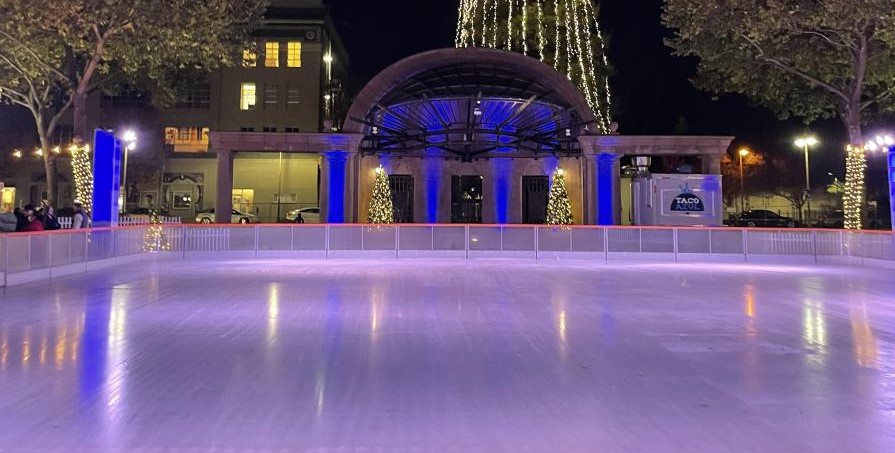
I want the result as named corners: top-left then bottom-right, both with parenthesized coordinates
top-left (1, 259), bottom-right (894, 452)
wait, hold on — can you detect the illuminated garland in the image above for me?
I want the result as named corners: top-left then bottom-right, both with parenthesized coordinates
top-left (843, 145), bottom-right (866, 230)
top-left (456, 0), bottom-right (612, 133)
top-left (367, 166), bottom-right (394, 224)
top-left (70, 144), bottom-right (94, 214)
top-left (143, 210), bottom-right (171, 252)
top-left (546, 168), bottom-right (574, 225)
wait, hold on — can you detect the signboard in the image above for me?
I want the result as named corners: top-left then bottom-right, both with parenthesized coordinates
top-left (669, 185), bottom-right (706, 213)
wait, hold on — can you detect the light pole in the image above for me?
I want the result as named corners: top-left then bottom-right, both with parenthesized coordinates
top-left (738, 148), bottom-right (750, 213)
top-left (794, 135), bottom-right (818, 226)
top-left (121, 130), bottom-right (137, 211)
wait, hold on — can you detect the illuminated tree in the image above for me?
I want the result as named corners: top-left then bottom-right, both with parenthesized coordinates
top-left (546, 168), bottom-right (573, 225)
top-left (664, 0), bottom-right (895, 229)
top-left (0, 0), bottom-right (265, 201)
top-left (143, 209), bottom-right (171, 253)
top-left (368, 166), bottom-right (394, 224)
top-left (456, 0), bottom-right (613, 133)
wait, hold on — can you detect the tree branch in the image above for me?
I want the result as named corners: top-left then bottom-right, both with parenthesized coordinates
top-left (0, 29), bottom-right (68, 81)
top-left (740, 33), bottom-right (850, 102)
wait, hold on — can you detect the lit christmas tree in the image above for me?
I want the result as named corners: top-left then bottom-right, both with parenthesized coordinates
top-left (368, 166), bottom-right (394, 224)
top-left (456, 0), bottom-right (612, 133)
top-left (143, 210), bottom-right (171, 252)
top-left (546, 168), bottom-right (573, 225)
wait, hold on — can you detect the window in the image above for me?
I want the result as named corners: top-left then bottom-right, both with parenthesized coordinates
top-left (243, 48), bottom-right (257, 67)
top-left (100, 90), bottom-right (148, 109)
top-left (264, 42), bottom-right (279, 67)
top-left (285, 126), bottom-right (300, 133)
top-left (164, 127), bottom-right (210, 153)
top-left (240, 126), bottom-right (255, 132)
top-left (240, 83), bottom-right (256, 110)
top-left (175, 84), bottom-right (211, 109)
top-left (287, 42), bottom-right (302, 67)
top-left (286, 86), bottom-right (301, 107)
top-left (263, 85), bottom-right (279, 107)
top-left (263, 126), bottom-right (277, 133)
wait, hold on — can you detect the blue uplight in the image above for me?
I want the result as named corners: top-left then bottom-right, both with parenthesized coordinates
top-left (597, 153), bottom-right (616, 225)
top-left (493, 159), bottom-right (512, 224)
top-left (325, 152), bottom-right (347, 223)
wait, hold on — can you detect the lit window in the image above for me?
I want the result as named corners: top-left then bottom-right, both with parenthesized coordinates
top-left (265, 42), bottom-right (279, 67)
top-left (240, 83), bottom-right (256, 110)
top-left (287, 42), bottom-right (302, 68)
top-left (243, 49), bottom-right (257, 67)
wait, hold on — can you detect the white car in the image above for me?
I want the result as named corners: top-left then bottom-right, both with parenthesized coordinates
top-left (286, 207), bottom-right (321, 223)
top-left (195, 209), bottom-right (258, 224)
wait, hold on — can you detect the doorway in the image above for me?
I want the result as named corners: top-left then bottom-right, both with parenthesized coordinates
top-left (522, 176), bottom-right (549, 224)
top-left (451, 175), bottom-right (483, 223)
top-left (389, 175), bottom-right (414, 223)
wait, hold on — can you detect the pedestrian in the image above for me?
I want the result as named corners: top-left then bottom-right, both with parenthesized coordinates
top-left (17, 205), bottom-right (44, 232)
top-left (40, 199), bottom-right (61, 230)
top-left (13, 205), bottom-right (32, 232)
top-left (72, 202), bottom-right (90, 229)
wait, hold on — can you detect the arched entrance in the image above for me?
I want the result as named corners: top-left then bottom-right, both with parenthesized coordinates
top-left (344, 48), bottom-right (597, 224)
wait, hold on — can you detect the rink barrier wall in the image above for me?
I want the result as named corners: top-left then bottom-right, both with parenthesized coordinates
top-left (1, 225), bottom-right (893, 287)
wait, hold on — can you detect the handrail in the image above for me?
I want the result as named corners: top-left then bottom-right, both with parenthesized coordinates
top-left (1, 224), bottom-right (892, 288)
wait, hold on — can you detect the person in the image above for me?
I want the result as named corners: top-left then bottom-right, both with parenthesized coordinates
top-left (16, 204), bottom-right (44, 232)
top-left (72, 202), bottom-right (90, 229)
top-left (40, 199), bottom-right (60, 230)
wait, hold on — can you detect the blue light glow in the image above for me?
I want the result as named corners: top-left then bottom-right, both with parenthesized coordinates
top-left (92, 130), bottom-right (122, 228)
top-left (493, 159), bottom-right (512, 224)
top-left (325, 152), bottom-right (347, 223)
top-left (597, 153), bottom-right (616, 225)
top-left (425, 153), bottom-right (441, 223)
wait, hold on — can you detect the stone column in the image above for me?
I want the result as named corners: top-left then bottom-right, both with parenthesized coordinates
top-left (703, 154), bottom-right (722, 174)
top-left (596, 153), bottom-right (622, 225)
top-left (215, 150), bottom-right (234, 224)
top-left (320, 151), bottom-right (349, 223)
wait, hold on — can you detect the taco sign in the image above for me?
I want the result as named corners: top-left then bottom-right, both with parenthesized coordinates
top-left (670, 192), bottom-right (705, 212)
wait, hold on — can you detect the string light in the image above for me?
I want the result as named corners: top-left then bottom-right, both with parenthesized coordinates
top-left (368, 165), bottom-right (394, 224)
top-left (456, 0), bottom-right (613, 133)
top-left (143, 210), bottom-right (171, 252)
top-left (71, 144), bottom-right (94, 214)
top-left (843, 145), bottom-right (866, 230)
top-left (546, 168), bottom-right (574, 225)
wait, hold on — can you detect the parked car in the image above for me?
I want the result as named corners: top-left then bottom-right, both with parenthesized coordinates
top-left (732, 210), bottom-right (797, 228)
top-left (818, 210), bottom-right (845, 229)
top-left (286, 206), bottom-right (321, 223)
top-left (195, 209), bottom-right (257, 224)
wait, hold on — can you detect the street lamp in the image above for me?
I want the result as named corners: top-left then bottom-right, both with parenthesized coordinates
top-left (738, 148), bottom-right (750, 213)
top-left (120, 130), bottom-right (138, 210)
top-left (794, 135), bottom-right (819, 225)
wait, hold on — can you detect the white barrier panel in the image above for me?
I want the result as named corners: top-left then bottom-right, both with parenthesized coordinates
top-left (2, 225), bottom-right (893, 287)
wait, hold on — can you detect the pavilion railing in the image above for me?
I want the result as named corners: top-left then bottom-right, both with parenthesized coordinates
top-left (1, 225), bottom-right (893, 286)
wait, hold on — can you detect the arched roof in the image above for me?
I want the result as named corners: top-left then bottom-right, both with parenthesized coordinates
top-left (343, 48), bottom-right (598, 160)
top-left (345, 48), bottom-right (597, 134)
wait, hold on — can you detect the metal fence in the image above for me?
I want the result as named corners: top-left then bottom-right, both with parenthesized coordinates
top-left (2, 224), bottom-right (893, 287)
top-left (57, 216), bottom-right (181, 229)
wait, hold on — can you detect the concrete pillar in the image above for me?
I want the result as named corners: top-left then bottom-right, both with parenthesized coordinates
top-left (215, 150), bottom-right (233, 224)
top-left (596, 153), bottom-right (622, 225)
top-left (582, 154), bottom-right (598, 225)
top-left (320, 151), bottom-right (351, 223)
top-left (491, 158), bottom-right (514, 224)
top-left (703, 154), bottom-right (722, 174)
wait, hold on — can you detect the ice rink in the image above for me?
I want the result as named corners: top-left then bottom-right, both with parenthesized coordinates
top-left (1, 259), bottom-right (894, 452)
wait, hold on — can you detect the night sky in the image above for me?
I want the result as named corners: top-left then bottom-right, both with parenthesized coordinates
top-left (327, 0), bottom-right (891, 188)
top-left (4, 0), bottom-right (891, 189)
